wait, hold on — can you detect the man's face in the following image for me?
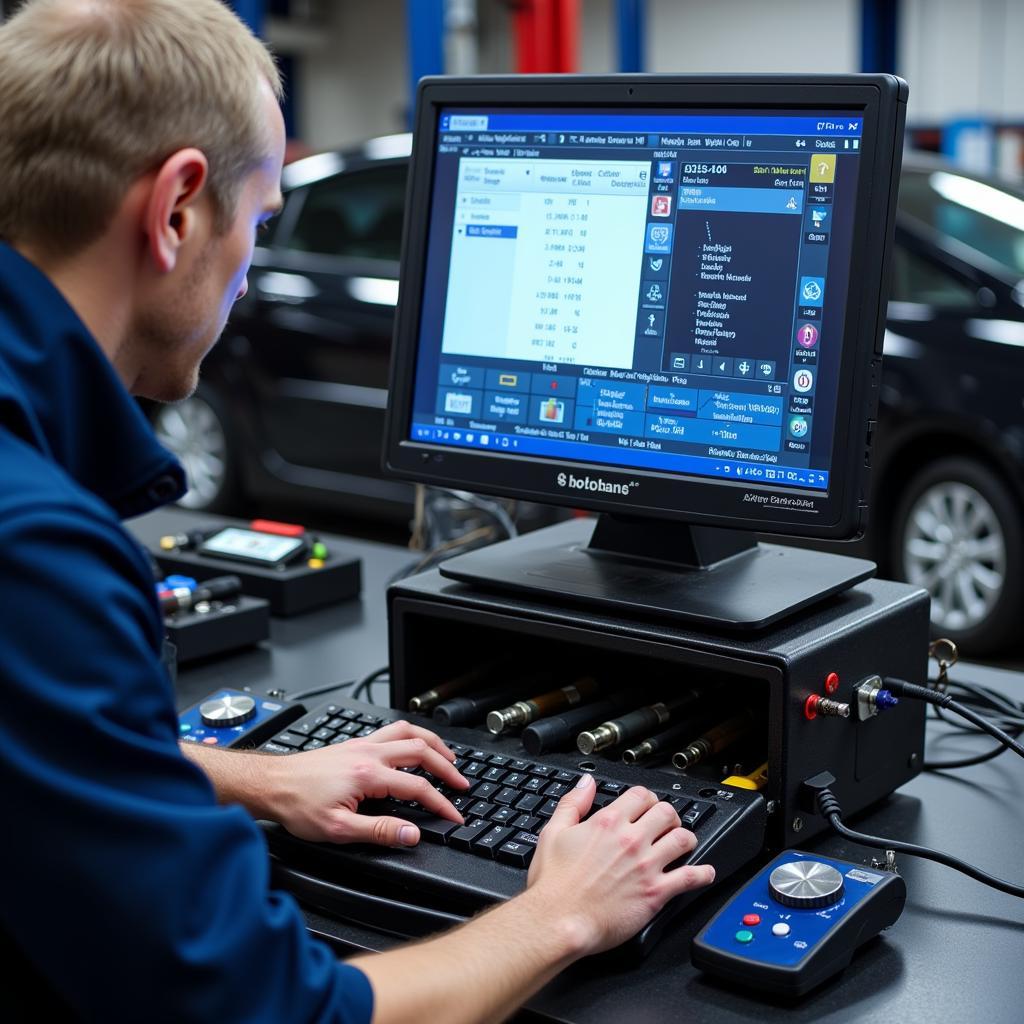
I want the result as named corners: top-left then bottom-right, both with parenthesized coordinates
top-left (132, 80), bottom-right (286, 402)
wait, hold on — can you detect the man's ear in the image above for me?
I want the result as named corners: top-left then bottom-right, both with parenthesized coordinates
top-left (143, 148), bottom-right (210, 275)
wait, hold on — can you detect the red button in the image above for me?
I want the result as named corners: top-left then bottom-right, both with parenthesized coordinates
top-left (202, 736), bottom-right (219, 745)
top-left (742, 913), bottom-right (761, 927)
top-left (825, 672), bottom-right (840, 694)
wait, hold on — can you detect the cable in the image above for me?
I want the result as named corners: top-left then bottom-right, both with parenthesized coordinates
top-left (286, 665), bottom-right (390, 704)
top-left (884, 676), bottom-right (1024, 763)
top-left (802, 774), bottom-right (1024, 901)
top-left (351, 666), bottom-right (391, 704)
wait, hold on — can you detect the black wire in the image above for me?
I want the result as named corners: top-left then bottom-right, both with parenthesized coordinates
top-left (886, 676), bottom-right (1024, 768)
top-left (286, 665), bottom-right (390, 704)
top-left (350, 666), bottom-right (391, 704)
top-left (816, 789), bottom-right (1024, 900)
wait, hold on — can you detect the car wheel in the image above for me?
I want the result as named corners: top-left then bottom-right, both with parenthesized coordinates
top-left (890, 456), bottom-right (1023, 654)
top-left (152, 387), bottom-right (236, 511)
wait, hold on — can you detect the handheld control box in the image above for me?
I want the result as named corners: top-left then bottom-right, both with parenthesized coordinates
top-left (691, 849), bottom-right (906, 996)
top-left (178, 689), bottom-right (304, 749)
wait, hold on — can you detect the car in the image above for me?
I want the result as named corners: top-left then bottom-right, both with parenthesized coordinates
top-left (152, 142), bottom-right (1024, 652)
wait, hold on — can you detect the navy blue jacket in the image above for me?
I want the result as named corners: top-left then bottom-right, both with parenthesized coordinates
top-left (0, 244), bottom-right (373, 1022)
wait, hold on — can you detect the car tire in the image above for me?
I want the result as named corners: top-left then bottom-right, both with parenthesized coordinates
top-left (152, 385), bottom-right (237, 512)
top-left (890, 456), bottom-right (1023, 654)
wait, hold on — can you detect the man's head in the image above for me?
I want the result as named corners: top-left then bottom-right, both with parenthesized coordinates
top-left (0, 0), bottom-right (286, 400)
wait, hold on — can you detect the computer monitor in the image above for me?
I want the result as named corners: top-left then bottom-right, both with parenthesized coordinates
top-left (384, 75), bottom-right (908, 629)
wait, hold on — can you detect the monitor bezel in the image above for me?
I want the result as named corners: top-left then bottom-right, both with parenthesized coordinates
top-left (383, 74), bottom-right (907, 540)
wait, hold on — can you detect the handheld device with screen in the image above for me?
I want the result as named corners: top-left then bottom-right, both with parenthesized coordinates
top-left (198, 527), bottom-right (306, 567)
top-left (383, 74), bottom-right (908, 628)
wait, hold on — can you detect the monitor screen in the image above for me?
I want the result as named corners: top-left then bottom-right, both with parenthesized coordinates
top-left (386, 78), bottom-right (906, 540)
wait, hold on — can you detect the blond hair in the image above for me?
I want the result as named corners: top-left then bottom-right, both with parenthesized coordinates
top-left (0, 0), bottom-right (282, 254)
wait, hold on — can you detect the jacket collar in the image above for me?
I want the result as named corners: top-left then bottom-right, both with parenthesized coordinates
top-left (0, 243), bottom-right (185, 518)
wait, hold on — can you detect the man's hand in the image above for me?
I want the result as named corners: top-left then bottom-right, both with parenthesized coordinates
top-left (183, 720), bottom-right (469, 848)
top-left (263, 720), bottom-right (470, 847)
top-left (526, 773), bottom-right (716, 954)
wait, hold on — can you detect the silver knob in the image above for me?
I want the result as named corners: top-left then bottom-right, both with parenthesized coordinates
top-left (769, 860), bottom-right (845, 909)
top-left (200, 693), bottom-right (256, 729)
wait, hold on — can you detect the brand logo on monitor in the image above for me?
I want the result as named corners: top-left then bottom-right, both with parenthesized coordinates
top-left (556, 472), bottom-right (634, 496)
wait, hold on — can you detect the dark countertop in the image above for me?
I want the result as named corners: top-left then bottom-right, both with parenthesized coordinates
top-left (135, 508), bottom-right (1024, 1024)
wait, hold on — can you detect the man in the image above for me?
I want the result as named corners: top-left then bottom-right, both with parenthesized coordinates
top-left (0, 1), bottom-right (715, 1021)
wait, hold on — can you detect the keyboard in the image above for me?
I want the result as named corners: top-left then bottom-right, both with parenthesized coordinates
top-left (259, 695), bottom-right (767, 957)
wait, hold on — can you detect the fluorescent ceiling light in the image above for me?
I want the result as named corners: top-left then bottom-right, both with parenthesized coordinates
top-left (929, 171), bottom-right (1024, 232)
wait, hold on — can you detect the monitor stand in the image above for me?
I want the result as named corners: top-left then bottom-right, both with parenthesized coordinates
top-left (438, 514), bottom-right (875, 630)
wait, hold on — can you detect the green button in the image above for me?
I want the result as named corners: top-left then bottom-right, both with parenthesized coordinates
top-left (179, 723), bottom-right (191, 732)
top-left (735, 929), bottom-right (755, 944)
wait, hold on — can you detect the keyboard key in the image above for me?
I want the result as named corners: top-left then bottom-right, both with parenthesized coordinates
top-left (449, 743), bottom-right (470, 756)
top-left (272, 732), bottom-right (305, 748)
top-left (513, 793), bottom-right (542, 813)
top-left (599, 780), bottom-right (627, 795)
top-left (470, 781), bottom-right (499, 801)
top-left (448, 819), bottom-right (491, 851)
top-left (502, 772), bottom-right (529, 790)
top-left (494, 787), bottom-right (520, 806)
top-left (523, 777), bottom-right (547, 794)
top-left (491, 806), bottom-right (518, 825)
top-left (538, 799), bottom-right (559, 818)
top-left (326, 717), bottom-right (345, 730)
top-left (355, 725), bottom-right (376, 737)
top-left (470, 750), bottom-right (491, 761)
top-left (359, 713), bottom-right (384, 726)
top-left (497, 840), bottom-right (535, 868)
top-left (339, 708), bottom-right (361, 721)
top-left (291, 721), bottom-right (315, 735)
top-left (462, 761), bottom-right (486, 778)
top-left (530, 765), bottom-right (555, 778)
top-left (487, 755), bottom-right (511, 767)
top-left (680, 801), bottom-right (715, 829)
top-left (554, 770), bottom-right (579, 784)
top-left (261, 742), bottom-right (293, 755)
top-left (509, 760), bottom-right (532, 772)
top-left (328, 735), bottom-right (350, 745)
top-left (303, 738), bottom-right (326, 751)
top-left (512, 831), bottom-right (540, 846)
top-left (312, 727), bottom-right (334, 741)
top-left (401, 811), bottom-right (459, 844)
top-left (543, 781), bottom-right (569, 799)
top-left (666, 797), bottom-right (691, 815)
top-left (468, 801), bottom-right (496, 819)
top-left (511, 814), bottom-right (540, 832)
top-left (472, 826), bottom-right (516, 858)
top-left (482, 766), bottom-right (507, 784)
top-left (590, 792), bottom-right (615, 811)
top-left (451, 794), bottom-right (475, 815)
top-left (340, 720), bottom-right (362, 735)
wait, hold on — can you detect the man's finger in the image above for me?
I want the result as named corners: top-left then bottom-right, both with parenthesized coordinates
top-left (660, 861), bottom-right (716, 900)
top-left (650, 825), bottom-right (698, 867)
top-left (380, 768), bottom-right (465, 823)
top-left (373, 739), bottom-right (468, 789)
top-left (335, 811), bottom-right (422, 848)
top-left (362, 720), bottom-right (456, 761)
top-left (542, 772), bottom-right (596, 839)
top-left (601, 786), bottom-right (659, 823)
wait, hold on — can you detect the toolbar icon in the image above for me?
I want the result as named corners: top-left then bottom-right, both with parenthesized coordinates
top-left (799, 277), bottom-right (825, 307)
top-left (792, 368), bottom-right (815, 394)
top-left (651, 194), bottom-right (673, 218)
top-left (796, 323), bottom-right (819, 348)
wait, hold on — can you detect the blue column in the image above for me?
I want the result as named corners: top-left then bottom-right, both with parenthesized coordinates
top-left (617, 0), bottom-right (645, 73)
top-left (407, 0), bottom-right (445, 126)
top-left (860, 0), bottom-right (898, 73)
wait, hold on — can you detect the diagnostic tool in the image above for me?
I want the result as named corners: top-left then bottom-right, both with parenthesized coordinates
top-left (691, 849), bottom-right (906, 996)
top-left (178, 689), bottom-right (304, 748)
top-left (198, 526), bottom-right (306, 567)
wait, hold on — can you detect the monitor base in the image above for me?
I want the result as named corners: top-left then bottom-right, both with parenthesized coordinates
top-left (438, 516), bottom-right (875, 631)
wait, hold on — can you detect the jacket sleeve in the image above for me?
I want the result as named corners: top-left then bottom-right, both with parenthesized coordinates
top-left (0, 505), bottom-right (373, 1023)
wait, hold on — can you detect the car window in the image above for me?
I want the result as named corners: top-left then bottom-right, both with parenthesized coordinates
top-left (889, 244), bottom-right (977, 308)
top-left (287, 164), bottom-right (407, 260)
top-left (899, 168), bottom-right (1024, 278)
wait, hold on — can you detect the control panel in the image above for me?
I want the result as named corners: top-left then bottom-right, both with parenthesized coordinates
top-left (177, 689), bottom-right (304, 749)
top-left (691, 849), bottom-right (906, 996)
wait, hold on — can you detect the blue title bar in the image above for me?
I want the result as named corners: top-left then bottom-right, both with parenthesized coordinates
top-left (442, 111), bottom-right (864, 137)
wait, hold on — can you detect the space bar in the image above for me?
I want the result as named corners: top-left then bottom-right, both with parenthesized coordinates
top-left (371, 803), bottom-right (460, 843)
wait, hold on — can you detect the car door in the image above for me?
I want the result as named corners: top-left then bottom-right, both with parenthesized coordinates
top-left (233, 160), bottom-right (408, 499)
